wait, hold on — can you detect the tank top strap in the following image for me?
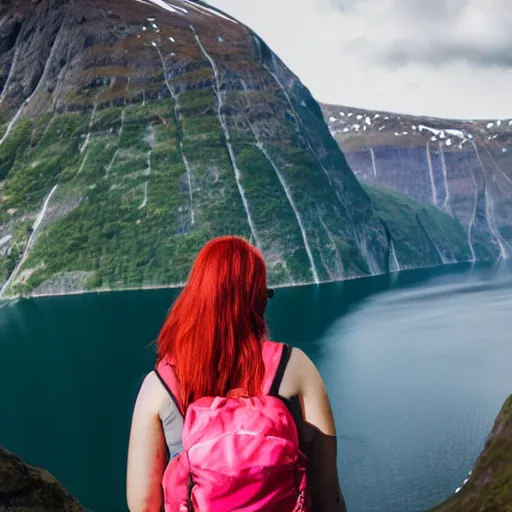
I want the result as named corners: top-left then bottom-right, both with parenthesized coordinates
top-left (155, 359), bottom-right (185, 416)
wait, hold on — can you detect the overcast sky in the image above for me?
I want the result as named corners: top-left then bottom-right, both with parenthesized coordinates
top-left (207, 0), bottom-right (512, 120)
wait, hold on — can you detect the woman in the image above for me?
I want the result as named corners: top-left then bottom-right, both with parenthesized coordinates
top-left (127, 236), bottom-right (347, 512)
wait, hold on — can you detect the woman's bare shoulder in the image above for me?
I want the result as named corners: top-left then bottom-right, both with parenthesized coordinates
top-left (135, 371), bottom-right (168, 414)
top-left (279, 346), bottom-right (323, 397)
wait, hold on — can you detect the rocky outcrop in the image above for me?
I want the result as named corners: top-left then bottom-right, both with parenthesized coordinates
top-left (431, 395), bottom-right (512, 511)
top-left (0, 445), bottom-right (86, 511)
top-left (323, 103), bottom-right (512, 265)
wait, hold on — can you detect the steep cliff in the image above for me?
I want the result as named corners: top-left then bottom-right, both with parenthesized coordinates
top-left (0, 0), bottom-right (474, 298)
top-left (323, 103), bottom-right (512, 265)
top-left (431, 395), bottom-right (512, 511)
top-left (0, 0), bottom-right (394, 297)
top-left (0, 445), bottom-right (87, 511)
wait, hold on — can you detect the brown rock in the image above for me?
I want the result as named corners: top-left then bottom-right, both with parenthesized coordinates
top-left (0, 446), bottom-right (86, 511)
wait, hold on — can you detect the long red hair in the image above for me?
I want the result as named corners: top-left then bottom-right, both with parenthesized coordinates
top-left (157, 236), bottom-right (268, 410)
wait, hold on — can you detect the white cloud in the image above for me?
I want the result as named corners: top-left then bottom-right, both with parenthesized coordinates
top-left (207, 0), bottom-right (512, 119)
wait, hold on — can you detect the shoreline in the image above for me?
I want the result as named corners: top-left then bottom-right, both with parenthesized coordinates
top-left (0, 259), bottom-right (480, 303)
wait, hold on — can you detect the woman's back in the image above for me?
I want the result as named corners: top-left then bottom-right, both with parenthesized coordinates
top-left (129, 343), bottom-right (346, 511)
top-left (126, 237), bottom-right (347, 511)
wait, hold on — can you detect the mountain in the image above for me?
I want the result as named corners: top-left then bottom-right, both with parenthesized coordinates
top-left (322, 103), bottom-right (512, 265)
top-left (0, 0), bottom-right (465, 298)
top-left (0, 445), bottom-right (87, 511)
top-left (431, 395), bottom-right (512, 511)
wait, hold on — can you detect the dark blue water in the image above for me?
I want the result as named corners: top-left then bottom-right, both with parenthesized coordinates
top-left (1, 262), bottom-right (511, 512)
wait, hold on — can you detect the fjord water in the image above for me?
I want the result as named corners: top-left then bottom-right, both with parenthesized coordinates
top-left (1, 263), bottom-right (512, 512)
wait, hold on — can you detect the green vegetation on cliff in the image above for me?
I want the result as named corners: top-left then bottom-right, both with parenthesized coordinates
top-left (431, 395), bottom-right (512, 512)
top-left (322, 102), bottom-right (512, 262)
top-left (0, 0), bottom-right (392, 297)
top-left (363, 183), bottom-right (473, 268)
top-left (0, 0), bottom-right (477, 298)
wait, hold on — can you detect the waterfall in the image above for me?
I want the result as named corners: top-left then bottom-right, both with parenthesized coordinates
top-left (257, 139), bottom-right (319, 283)
top-left (140, 183), bottom-right (148, 209)
top-left (119, 110), bottom-right (125, 140)
top-left (370, 147), bottom-right (378, 179)
top-left (263, 65), bottom-right (334, 187)
top-left (105, 150), bottom-right (119, 176)
top-left (241, 80), bottom-right (319, 283)
top-left (152, 42), bottom-right (195, 226)
top-left (193, 30), bottom-right (260, 247)
top-left (0, 26), bottom-right (64, 146)
top-left (180, 142), bottom-right (195, 225)
top-left (438, 142), bottom-right (451, 212)
top-left (389, 240), bottom-right (401, 273)
top-left (471, 142), bottom-right (508, 259)
top-left (139, 150), bottom-right (152, 209)
top-left (426, 143), bottom-right (438, 206)
top-left (318, 214), bottom-right (344, 278)
top-left (264, 63), bottom-right (377, 273)
top-left (434, 242), bottom-right (449, 265)
top-left (0, 185), bottom-right (58, 297)
top-left (418, 216), bottom-right (450, 264)
top-left (467, 162), bottom-right (478, 262)
top-left (0, 105), bottom-right (25, 147)
top-left (75, 153), bottom-right (89, 178)
top-left (483, 145), bottom-right (512, 186)
top-left (80, 103), bottom-right (97, 154)
top-left (105, 81), bottom-right (128, 177)
top-left (0, 45), bottom-right (20, 105)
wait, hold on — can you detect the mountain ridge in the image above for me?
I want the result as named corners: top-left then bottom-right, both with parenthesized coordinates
top-left (322, 101), bottom-right (512, 124)
top-left (0, 0), bottom-right (392, 297)
top-left (0, 0), bottom-right (473, 298)
top-left (322, 102), bottom-right (512, 265)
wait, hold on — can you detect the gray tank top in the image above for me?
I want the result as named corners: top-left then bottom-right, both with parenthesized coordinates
top-left (159, 394), bottom-right (184, 459)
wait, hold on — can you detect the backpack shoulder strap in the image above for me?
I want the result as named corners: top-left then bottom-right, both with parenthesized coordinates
top-left (156, 342), bottom-right (292, 409)
top-left (154, 359), bottom-right (185, 417)
top-left (269, 343), bottom-right (292, 396)
top-left (262, 341), bottom-right (292, 396)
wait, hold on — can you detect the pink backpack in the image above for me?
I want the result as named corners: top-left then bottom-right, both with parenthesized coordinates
top-left (155, 341), bottom-right (309, 512)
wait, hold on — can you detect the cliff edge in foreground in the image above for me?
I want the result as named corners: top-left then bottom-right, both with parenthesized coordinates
top-left (432, 394), bottom-right (512, 511)
top-left (0, 445), bottom-right (86, 511)
top-left (1, 395), bottom-right (511, 511)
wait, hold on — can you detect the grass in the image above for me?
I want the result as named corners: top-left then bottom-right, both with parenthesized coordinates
top-left (431, 395), bottom-right (512, 512)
